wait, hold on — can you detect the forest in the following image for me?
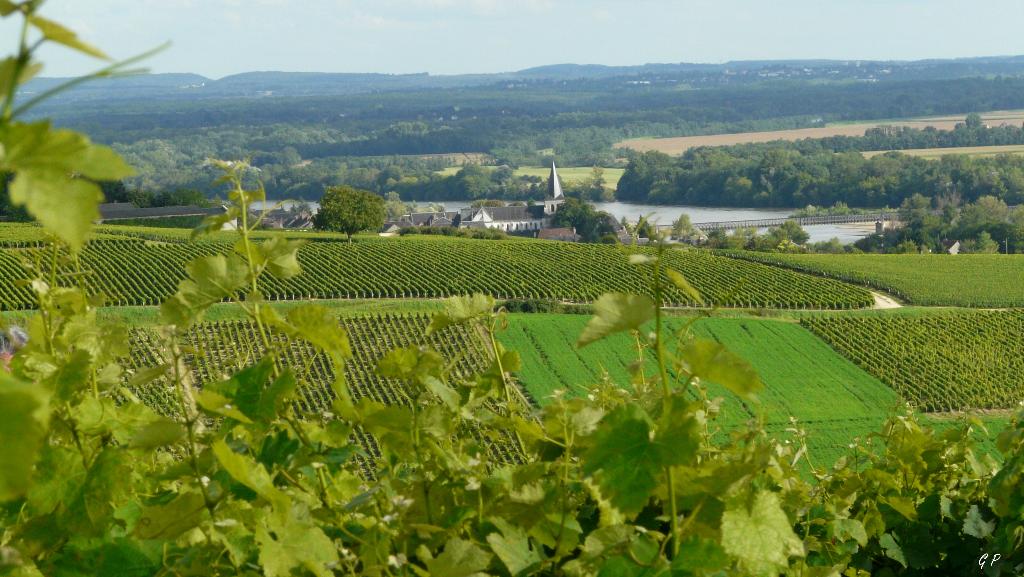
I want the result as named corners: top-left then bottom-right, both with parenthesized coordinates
top-left (615, 143), bottom-right (1024, 208)
top-left (29, 72), bottom-right (1024, 201)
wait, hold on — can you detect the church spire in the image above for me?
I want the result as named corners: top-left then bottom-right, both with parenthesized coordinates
top-left (548, 161), bottom-right (564, 199)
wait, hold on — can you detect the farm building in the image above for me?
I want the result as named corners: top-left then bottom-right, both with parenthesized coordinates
top-left (537, 227), bottom-right (580, 242)
top-left (98, 202), bottom-right (227, 222)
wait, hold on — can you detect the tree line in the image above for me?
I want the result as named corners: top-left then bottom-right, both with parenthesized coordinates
top-left (617, 146), bottom-right (1024, 208)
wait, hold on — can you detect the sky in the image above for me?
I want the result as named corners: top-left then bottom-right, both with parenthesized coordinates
top-left (6, 0), bottom-right (1024, 79)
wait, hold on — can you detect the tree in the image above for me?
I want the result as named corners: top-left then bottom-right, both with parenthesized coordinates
top-left (671, 214), bottom-right (698, 241)
top-left (384, 191), bottom-right (410, 219)
top-left (973, 231), bottom-right (1000, 254)
top-left (769, 220), bottom-right (810, 245)
top-left (313, 186), bottom-right (386, 241)
top-left (551, 198), bottom-right (615, 243)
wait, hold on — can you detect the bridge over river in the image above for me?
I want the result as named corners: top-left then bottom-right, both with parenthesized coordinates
top-left (657, 211), bottom-right (899, 233)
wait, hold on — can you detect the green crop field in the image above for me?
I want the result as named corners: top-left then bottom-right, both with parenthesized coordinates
top-left (435, 165), bottom-right (624, 188)
top-left (803, 310), bottom-right (1024, 412)
top-left (0, 235), bottom-right (873, 310)
top-left (498, 314), bottom-right (904, 464)
top-left (722, 251), bottom-right (1024, 307)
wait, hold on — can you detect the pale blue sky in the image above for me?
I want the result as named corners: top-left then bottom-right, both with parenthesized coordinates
top-left (6, 0), bottom-right (1024, 78)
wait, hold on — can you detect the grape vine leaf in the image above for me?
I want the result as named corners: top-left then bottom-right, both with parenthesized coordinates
top-left (212, 440), bottom-right (288, 509)
top-left (666, 268), bottom-right (703, 305)
top-left (963, 504), bottom-right (995, 539)
top-left (577, 293), bottom-right (655, 348)
top-left (0, 377), bottom-right (50, 501)
top-left (720, 490), bottom-right (804, 576)
top-left (1, 122), bottom-right (132, 251)
top-left (681, 338), bottom-right (763, 401)
top-left (257, 511), bottom-right (339, 577)
top-left (28, 15), bottom-right (110, 59)
top-left (428, 293), bottom-right (495, 335)
top-left (582, 403), bottom-right (695, 516)
top-left (487, 518), bottom-right (543, 576)
top-left (425, 537), bottom-right (493, 577)
top-left (133, 491), bottom-right (206, 540)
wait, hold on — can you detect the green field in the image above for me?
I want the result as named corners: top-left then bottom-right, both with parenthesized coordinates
top-left (863, 144), bottom-right (1024, 159)
top-left (0, 236), bottom-right (872, 310)
top-left (436, 165), bottom-right (625, 188)
top-left (803, 310), bottom-right (1024, 412)
top-left (498, 314), bottom-right (903, 464)
top-left (722, 251), bottom-right (1024, 307)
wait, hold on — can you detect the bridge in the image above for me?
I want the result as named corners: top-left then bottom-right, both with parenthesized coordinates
top-left (656, 212), bottom-right (899, 233)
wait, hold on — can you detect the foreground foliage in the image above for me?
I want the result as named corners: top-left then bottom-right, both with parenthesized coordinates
top-left (2, 5), bottom-right (1024, 576)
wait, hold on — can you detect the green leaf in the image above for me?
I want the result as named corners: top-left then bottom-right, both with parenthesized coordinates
top-left (257, 510), bottom-right (339, 577)
top-left (880, 495), bottom-right (917, 520)
top-left (161, 254), bottom-right (249, 326)
top-left (582, 404), bottom-right (693, 516)
top-left (963, 504), bottom-right (995, 539)
top-left (283, 304), bottom-right (350, 365)
top-left (577, 293), bottom-right (655, 348)
top-left (197, 389), bottom-right (254, 424)
top-left (879, 533), bottom-right (907, 568)
top-left (830, 518), bottom-right (868, 547)
top-left (260, 236), bottom-right (305, 279)
top-left (720, 490), bottom-right (804, 576)
top-left (427, 293), bottom-right (495, 335)
top-left (207, 357), bottom-right (295, 425)
top-left (426, 537), bottom-right (493, 577)
top-left (666, 268), bottom-right (703, 305)
top-left (10, 173), bottom-right (102, 252)
top-left (134, 491), bottom-right (206, 540)
top-left (0, 376), bottom-right (50, 501)
top-left (128, 416), bottom-right (184, 450)
top-left (212, 439), bottom-right (288, 509)
top-left (486, 518), bottom-right (542, 577)
top-left (672, 535), bottom-right (730, 573)
top-left (28, 15), bottom-right (109, 59)
top-left (680, 338), bottom-right (763, 401)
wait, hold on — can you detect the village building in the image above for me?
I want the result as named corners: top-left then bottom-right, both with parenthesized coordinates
top-left (459, 162), bottom-right (566, 232)
top-left (261, 206), bottom-right (315, 229)
top-left (381, 162), bottom-right (570, 236)
top-left (537, 227), bottom-right (580, 242)
top-left (98, 202), bottom-right (228, 223)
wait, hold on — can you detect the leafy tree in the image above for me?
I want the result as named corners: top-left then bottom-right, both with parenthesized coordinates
top-left (313, 185), bottom-right (386, 241)
top-left (671, 213), bottom-right (698, 241)
top-left (551, 197), bottom-right (615, 242)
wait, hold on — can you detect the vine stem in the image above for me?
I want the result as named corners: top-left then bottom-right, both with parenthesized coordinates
top-left (0, 12), bottom-right (29, 122)
top-left (650, 242), bottom-right (680, 559)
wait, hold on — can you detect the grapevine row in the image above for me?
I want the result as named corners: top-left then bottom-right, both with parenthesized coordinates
top-left (0, 237), bottom-right (873, 310)
top-left (802, 311), bottom-right (1024, 412)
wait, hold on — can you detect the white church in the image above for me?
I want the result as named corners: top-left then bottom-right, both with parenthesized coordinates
top-left (459, 162), bottom-right (566, 232)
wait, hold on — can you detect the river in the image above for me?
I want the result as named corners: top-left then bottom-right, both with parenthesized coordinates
top-left (255, 200), bottom-right (874, 244)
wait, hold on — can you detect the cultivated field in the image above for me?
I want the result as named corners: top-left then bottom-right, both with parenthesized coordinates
top-left (0, 236), bottom-right (873, 310)
top-left (436, 165), bottom-right (625, 187)
top-left (862, 144), bottom-right (1024, 159)
top-left (617, 109), bottom-right (1024, 155)
top-left (127, 314), bottom-right (523, 463)
top-left (803, 311), bottom-right (1024, 412)
top-left (721, 251), bottom-right (1024, 307)
top-left (499, 314), bottom-right (902, 463)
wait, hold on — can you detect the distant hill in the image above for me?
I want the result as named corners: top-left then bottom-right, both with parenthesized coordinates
top-left (22, 55), bottom-right (1024, 104)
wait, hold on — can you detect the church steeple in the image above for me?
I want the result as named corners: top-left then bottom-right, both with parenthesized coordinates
top-left (547, 162), bottom-right (564, 199)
